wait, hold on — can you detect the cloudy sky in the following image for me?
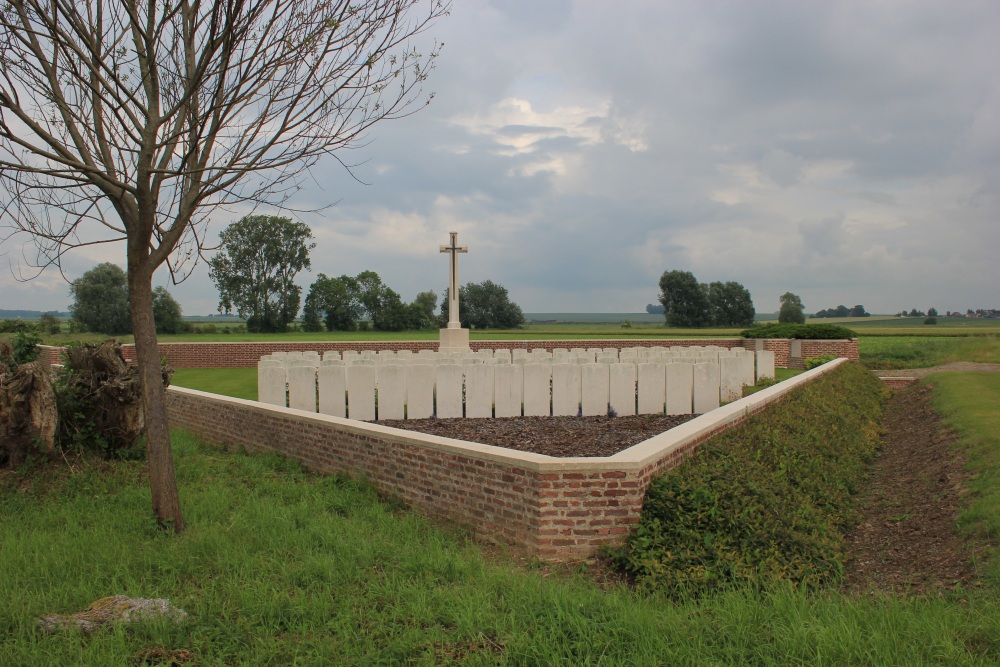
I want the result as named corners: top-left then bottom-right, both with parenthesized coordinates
top-left (2, 0), bottom-right (999, 316)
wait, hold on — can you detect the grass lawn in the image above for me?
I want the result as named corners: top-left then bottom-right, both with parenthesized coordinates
top-left (930, 372), bottom-right (1000, 584)
top-left (171, 368), bottom-right (258, 401)
top-left (2, 413), bottom-right (999, 665)
top-left (860, 336), bottom-right (1000, 369)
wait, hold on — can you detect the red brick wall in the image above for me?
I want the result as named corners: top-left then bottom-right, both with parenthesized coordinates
top-left (37, 338), bottom-right (859, 372)
top-left (166, 359), bottom-right (847, 560)
top-left (120, 338), bottom-right (860, 369)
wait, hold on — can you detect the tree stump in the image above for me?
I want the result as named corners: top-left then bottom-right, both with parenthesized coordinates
top-left (0, 361), bottom-right (58, 466)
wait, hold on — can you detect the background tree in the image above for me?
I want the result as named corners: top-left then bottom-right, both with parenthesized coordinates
top-left (209, 216), bottom-right (314, 333)
top-left (646, 303), bottom-right (666, 315)
top-left (0, 0), bottom-right (447, 531)
top-left (705, 281), bottom-right (755, 327)
top-left (69, 263), bottom-right (132, 335)
top-left (38, 312), bottom-right (61, 335)
top-left (440, 281), bottom-right (526, 329)
top-left (412, 291), bottom-right (439, 329)
top-left (658, 270), bottom-right (711, 328)
top-left (778, 292), bottom-right (806, 324)
top-left (302, 274), bottom-right (362, 332)
top-left (928, 307), bottom-right (939, 317)
top-left (152, 287), bottom-right (184, 335)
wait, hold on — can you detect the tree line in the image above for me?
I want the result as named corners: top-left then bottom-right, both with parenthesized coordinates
top-left (66, 216), bottom-right (525, 336)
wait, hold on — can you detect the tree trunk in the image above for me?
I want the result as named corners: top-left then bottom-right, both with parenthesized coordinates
top-left (129, 270), bottom-right (185, 533)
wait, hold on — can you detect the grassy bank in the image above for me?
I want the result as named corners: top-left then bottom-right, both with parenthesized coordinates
top-left (3, 426), bottom-right (999, 665)
top-left (860, 336), bottom-right (1000, 369)
top-left (930, 372), bottom-right (1000, 584)
top-left (5, 367), bottom-right (1000, 663)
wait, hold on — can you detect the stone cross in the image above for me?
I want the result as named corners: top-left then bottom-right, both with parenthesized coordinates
top-left (439, 231), bottom-right (467, 329)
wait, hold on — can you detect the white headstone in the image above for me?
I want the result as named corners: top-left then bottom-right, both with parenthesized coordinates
top-left (581, 363), bottom-right (610, 416)
top-left (552, 363), bottom-right (582, 416)
top-left (287, 365), bottom-right (317, 412)
top-left (637, 363), bottom-right (665, 415)
top-left (720, 356), bottom-right (743, 403)
top-left (693, 362), bottom-right (720, 413)
top-left (464, 364), bottom-right (494, 418)
top-left (435, 364), bottom-right (464, 418)
top-left (376, 365), bottom-right (406, 420)
top-left (405, 365), bottom-right (435, 419)
top-left (609, 363), bottom-right (637, 416)
top-left (258, 365), bottom-right (288, 406)
top-left (756, 350), bottom-right (776, 382)
top-left (522, 363), bottom-right (553, 417)
top-left (665, 362), bottom-right (693, 415)
top-left (346, 364), bottom-right (376, 421)
top-left (317, 365), bottom-right (347, 417)
top-left (494, 364), bottom-right (523, 418)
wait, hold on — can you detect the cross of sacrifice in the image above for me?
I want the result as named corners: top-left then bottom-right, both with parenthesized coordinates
top-left (439, 231), bottom-right (468, 329)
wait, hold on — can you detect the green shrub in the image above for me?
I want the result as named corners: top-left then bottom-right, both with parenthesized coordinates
top-left (11, 330), bottom-right (41, 364)
top-left (803, 354), bottom-right (837, 370)
top-left (612, 362), bottom-right (887, 598)
top-left (742, 323), bottom-right (857, 339)
top-left (924, 316), bottom-right (937, 325)
top-left (0, 318), bottom-right (37, 334)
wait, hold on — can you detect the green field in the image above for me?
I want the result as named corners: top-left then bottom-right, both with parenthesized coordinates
top-left (3, 371), bottom-right (1000, 664)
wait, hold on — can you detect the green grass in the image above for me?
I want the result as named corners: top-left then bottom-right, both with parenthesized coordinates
top-left (859, 336), bottom-right (1000, 369)
top-left (171, 368), bottom-right (258, 401)
top-left (616, 363), bottom-right (888, 597)
top-left (3, 430), bottom-right (1000, 665)
top-left (929, 372), bottom-right (1000, 584)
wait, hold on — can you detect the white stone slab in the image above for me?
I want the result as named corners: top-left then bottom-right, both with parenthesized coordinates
top-left (464, 364), bottom-right (494, 418)
top-left (405, 365), bottom-right (435, 419)
top-left (552, 364), bottom-right (582, 416)
top-left (581, 363), bottom-right (610, 416)
top-left (346, 364), bottom-right (376, 421)
top-left (609, 363), bottom-right (636, 416)
top-left (494, 364), bottom-right (523, 418)
top-left (258, 365), bottom-right (287, 406)
top-left (665, 362), bottom-right (693, 415)
top-left (376, 364), bottom-right (406, 420)
top-left (720, 356), bottom-right (743, 403)
top-left (317, 365), bottom-right (347, 417)
top-left (435, 364), bottom-right (464, 418)
top-left (739, 350), bottom-right (755, 388)
top-left (756, 350), bottom-right (776, 382)
top-left (287, 365), bottom-right (317, 412)
top-left (522, 363), bottom-right (552, 417)
top-left (693, 362), bottom-right (720, 413)
top-left (637, 363), bottom-right (665, 415)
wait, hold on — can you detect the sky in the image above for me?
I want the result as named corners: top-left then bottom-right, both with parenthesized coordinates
top-left (2, 0), bottom-right (999, 316)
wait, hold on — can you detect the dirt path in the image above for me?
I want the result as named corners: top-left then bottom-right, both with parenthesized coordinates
top-left (841, 381), bottom-right (987, 595)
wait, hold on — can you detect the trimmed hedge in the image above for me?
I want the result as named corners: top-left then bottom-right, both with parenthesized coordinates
top-left (741, 323), bottom-right (857, 339)
top-left (612, 362), bottom-right (888, 597)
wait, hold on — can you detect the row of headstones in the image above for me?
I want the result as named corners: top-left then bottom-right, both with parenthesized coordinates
top-left (258, 350), bottom-right (776, 421)
top-left (259, 345), bottom-right (750, 369)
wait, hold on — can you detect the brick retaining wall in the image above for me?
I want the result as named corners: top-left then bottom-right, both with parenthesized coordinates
top-left (167, 359), bottom-right (849, 560)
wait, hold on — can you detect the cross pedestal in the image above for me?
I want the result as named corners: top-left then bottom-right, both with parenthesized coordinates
top-left (439, 231), bottom-right (471, 352)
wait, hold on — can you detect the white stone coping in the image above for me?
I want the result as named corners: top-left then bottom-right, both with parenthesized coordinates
top-left (169, 358), bottom-right (848, 476)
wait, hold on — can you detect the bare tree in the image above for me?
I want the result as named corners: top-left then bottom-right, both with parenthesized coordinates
top-left (0, 0), bottom-right (448, 531)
